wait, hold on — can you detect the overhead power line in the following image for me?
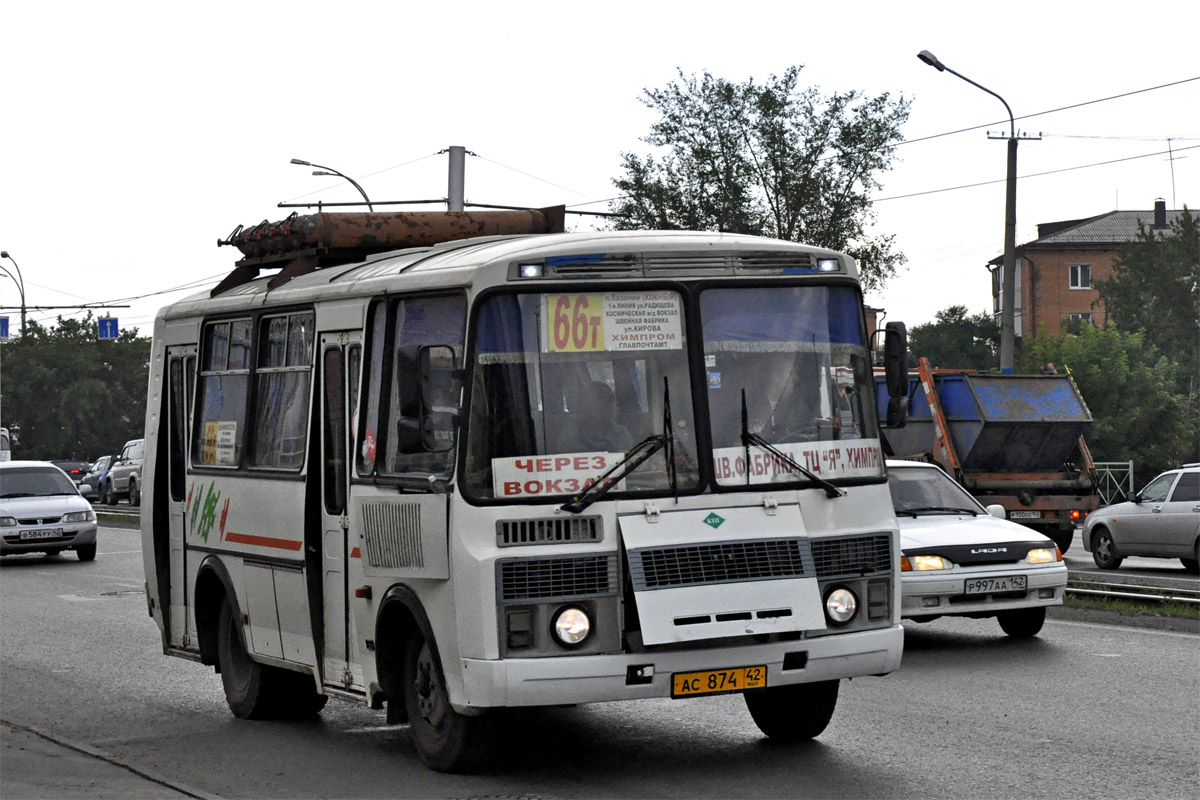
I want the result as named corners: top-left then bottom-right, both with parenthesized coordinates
top-left (874, 143), bottom-right (1200, 202)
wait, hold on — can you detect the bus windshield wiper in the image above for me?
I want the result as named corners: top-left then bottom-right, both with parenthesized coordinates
top-left (561, 378), bottom-right (675, 514)
top-left (740, 388), bottom-right (844, 498)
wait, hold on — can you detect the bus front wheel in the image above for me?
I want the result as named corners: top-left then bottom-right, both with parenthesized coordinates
top-left (744, 679), bottom-right (839, 741)
top-left (402, 633), bottom-right (491, 772)
top-left (217, 598), bottom-right (275, 719)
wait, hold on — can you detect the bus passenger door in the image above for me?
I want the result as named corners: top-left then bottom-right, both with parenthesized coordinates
top-left (165, 346), bottom-right (196, 648)
top-left (319, 333), bottom-right (362, 689)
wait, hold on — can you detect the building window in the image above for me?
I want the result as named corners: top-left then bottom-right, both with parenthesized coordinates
top-left (1068, 312), bottom-right (1093, 323)
top-left (1069, 264), bottom-right (1091, 290)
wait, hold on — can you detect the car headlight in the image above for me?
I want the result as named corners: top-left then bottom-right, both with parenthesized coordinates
top-left (61, 510), bottom-right (97, 523)
top-left (1025, 547), bottom-right (1060, 564)
top-left (824, 587), bottom-right (859, 625)
top-left (552, 606), bottom-right (591, 646)
top-left (0, 515), bottom-right (15, 527)
top-left (902, 554), bottom-right (950, 571)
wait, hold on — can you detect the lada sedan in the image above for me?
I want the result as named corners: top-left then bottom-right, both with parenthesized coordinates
top-left (887, 460), bottom-right (1068, 638)
top-left (1082, 464), bottom-right (1199, 574)
top-left (0, 461), bottom-right (98, 561)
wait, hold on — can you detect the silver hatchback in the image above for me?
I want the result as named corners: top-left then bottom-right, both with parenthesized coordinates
top-left (1, 461), bottom-right (99, 561)
top-left (1083, 464), bottom-right (1199, 574)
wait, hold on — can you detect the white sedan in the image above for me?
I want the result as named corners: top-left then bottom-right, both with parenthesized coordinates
top-left (887, 460), bottom-right (1068, 638)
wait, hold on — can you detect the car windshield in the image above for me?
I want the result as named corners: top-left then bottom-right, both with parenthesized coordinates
top-left (0, 467), bottom-right (80, 498)
top-left (888, 466), bottom-right (982, 516)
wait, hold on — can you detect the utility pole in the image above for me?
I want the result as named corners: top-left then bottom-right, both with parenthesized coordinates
top-left (447, 146), bottom-right (466, 212)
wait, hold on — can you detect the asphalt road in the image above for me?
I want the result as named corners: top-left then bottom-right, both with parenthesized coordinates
top-left (2, 524), bottom-right (1197, 799)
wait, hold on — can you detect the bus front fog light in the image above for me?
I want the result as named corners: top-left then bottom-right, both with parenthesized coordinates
top-left (552, 606), bottom-right (591, 646)
top-left (824, 587), bottom-right (858, 625)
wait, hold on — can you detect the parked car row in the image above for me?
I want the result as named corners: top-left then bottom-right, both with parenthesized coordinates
top-left (59, 439), bottom-right (145, 506)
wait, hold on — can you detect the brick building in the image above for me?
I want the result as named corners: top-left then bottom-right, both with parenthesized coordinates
top-left (988, 199), bottom-right (1183, 340)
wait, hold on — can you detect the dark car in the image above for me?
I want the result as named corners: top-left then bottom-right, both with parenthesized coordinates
top-left (49, 460), bottom-right (90, 491)
top-left (80, 455), bottom-right (114, 502)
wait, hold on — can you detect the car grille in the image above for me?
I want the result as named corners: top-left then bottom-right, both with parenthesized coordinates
top-left (17, 516), bottom-right (63, 525)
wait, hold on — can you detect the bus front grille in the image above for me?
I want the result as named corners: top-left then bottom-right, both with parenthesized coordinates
top-left (497, 554), bottom-right (618, 601)
top-left (627, 538), bottom-right (815, 590)
top-left (810, 534), bottom-right (892, 578)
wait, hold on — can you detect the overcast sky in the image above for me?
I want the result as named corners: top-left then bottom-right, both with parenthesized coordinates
top-left (3, 1), bottom-right (1197, 337)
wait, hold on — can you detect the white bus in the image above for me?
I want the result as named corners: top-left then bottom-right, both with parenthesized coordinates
top-left (142, 208), bottom-right (910, 772)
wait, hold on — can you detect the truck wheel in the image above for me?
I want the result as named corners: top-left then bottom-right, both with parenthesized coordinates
top-left (744, 680), bottom-right (839, 741)
top-left (403, 633), bottom-right (491, 772)
top-left (1050, 525), bottom-right (1073, 554)
top-left (1091, 528), bottom-right (1123, 570)
top-left (128, 479), bottom-right (140, 507)
top-left (997, 606), bottom-right (1046, 638)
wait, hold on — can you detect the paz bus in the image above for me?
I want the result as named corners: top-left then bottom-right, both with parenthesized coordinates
top-left (141, 207), bottom-right (911, 772)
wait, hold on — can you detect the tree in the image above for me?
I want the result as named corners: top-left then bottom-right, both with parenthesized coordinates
top-left (610, 67), bottom-right (911, 291)
top-left (1020, 324), bottom-right (1196, 482)
top-left (2, 315), bottom-right (150, 460)
top-left (907, 305), bottom-right (1000, 370)
top-left (1095, 206), bottom-right (1199, 397)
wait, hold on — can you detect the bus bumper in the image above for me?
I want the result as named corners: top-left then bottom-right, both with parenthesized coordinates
top-left (457, 623), bottom-right (903, 710)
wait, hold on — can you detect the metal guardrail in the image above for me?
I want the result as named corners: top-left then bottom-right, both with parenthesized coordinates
top-left (1067, 580), bottom-right (1200, 606)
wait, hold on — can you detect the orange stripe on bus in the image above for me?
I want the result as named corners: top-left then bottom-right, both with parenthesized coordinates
top-left (224, 532), bottom-right (303, 551)
top-left (350, 547), bottom-right (362, 558)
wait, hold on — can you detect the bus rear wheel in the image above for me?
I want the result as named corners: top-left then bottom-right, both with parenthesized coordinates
top-left (403, 633), bottom-right (491, 772)
top-left (216, 598), bottom-right (326, 719)
top-left (744, 679), bottom-right (839, 741)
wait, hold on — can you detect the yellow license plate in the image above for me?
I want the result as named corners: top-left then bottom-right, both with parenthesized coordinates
top-left (672, 665), bottom-right (767, 698)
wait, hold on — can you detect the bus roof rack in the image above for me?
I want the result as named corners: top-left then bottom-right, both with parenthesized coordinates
top-left (212, 206), bottom-right (566, 296)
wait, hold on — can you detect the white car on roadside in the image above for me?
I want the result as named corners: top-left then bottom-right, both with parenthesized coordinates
top-left (1, 460), bottom-right (99, 561)
top-left (887, 460), bottom-right (1068, 638)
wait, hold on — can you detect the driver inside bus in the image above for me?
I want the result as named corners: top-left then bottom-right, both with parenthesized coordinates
top-left (573, 380), bottom-right (634, 453)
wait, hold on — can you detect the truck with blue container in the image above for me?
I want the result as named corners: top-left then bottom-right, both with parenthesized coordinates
top-left (877, 357), bottom-right (1099, 553)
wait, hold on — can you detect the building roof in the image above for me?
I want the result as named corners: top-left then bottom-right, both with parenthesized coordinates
top-left (987, 205), bottom-right (1186, 263)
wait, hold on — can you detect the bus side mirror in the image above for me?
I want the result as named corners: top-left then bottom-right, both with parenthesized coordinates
top-left (883, 321), bottom-right (909, 427)
top-left (418, 345), bottom-right (460, 453)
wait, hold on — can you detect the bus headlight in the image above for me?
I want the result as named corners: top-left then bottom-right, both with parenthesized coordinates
top-left (552, 606), bottom-right (591, 646)
top-left (824, 587), bottom-right (858, 626)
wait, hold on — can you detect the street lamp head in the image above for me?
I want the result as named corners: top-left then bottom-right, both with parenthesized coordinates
top-left (917, 50), bottom-right (945, 72)
top-left (312, 170), bottom-right (336, 177)
top-left (290, 158), bottom-right (311, 166)
top-left (0, 251), bottom-right (10, 259)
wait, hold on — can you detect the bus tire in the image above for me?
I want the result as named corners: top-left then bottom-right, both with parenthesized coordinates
top-left (403, 633), bottom-right (491, 773)
top-left (217, 598), bottom-right (278, 719)
top-left (744, 680), bottom-right (839, 741)
top-left (276, 671), bottom-right (328, 718)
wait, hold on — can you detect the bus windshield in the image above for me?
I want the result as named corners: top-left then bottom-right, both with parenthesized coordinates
top-left (701, 285), bottom-right (882, 486)
top-left (465, 289), bottom-right (699, 501)
top-left (464, 284), bottom-right (882, 501)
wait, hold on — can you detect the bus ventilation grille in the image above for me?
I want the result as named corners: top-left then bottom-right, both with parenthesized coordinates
top-left (361, 502), bottom-right (423, 569)
top-left (496, 516), bottom-right (602, 547)
top-left (497, 554), bottom-right (618, 601)
top-left (627, 538), bottom-right (814, 590)
top-left (810, 534), bottom-right (892, 578)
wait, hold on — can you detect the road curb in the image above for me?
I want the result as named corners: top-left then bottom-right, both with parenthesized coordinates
top-left (0, 720), bottom-right (220, 800)
top-left (1049, 603), bottom-right (1199, 634)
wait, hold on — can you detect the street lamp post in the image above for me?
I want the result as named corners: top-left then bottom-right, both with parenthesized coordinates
top-left (917, 50), bottom-right (1018, 372)
top-left (0, 251), bottom-right (27, 335)
top-left (290, 159), bottom-right (375, 211)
